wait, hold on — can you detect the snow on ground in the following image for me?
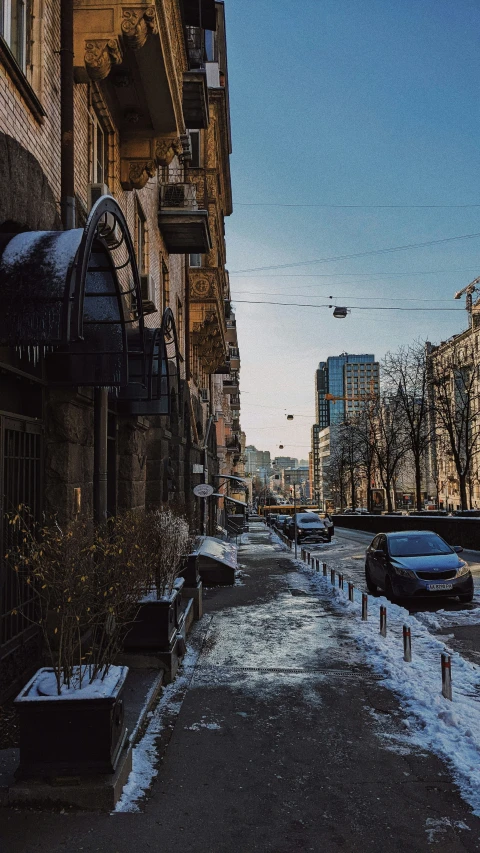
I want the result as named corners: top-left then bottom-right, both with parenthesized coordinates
top-left (115, 622), bottom-right (210, 813)
top-left (292, 547), bottom-right (480, 816)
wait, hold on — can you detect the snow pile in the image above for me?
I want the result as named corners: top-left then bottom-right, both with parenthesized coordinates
top-left (115, 630), bottom-right (206, 813)
top-left (296, 553), bottom-right (480, 815)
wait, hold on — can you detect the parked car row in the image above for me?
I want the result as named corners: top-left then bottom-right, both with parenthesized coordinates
top-left (337, 508), bottom-right (480, 517)
top-left (266, 511), bottom-right (333, 544)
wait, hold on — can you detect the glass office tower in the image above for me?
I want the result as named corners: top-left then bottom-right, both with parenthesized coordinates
top-left (315, 353), bottom-right (379, 427)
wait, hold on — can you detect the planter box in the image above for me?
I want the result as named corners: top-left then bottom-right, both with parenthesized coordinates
top-left (14, 666), bottom-right (128, 778)
top-left (123, 590), bottom-right (178, 652)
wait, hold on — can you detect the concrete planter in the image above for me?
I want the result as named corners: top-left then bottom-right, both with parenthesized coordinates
top-left (123, 590), bottom-right (179, 652)
top-left (14, 666), bottom-right (128, 778)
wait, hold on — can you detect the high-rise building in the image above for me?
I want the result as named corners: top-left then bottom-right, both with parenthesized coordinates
top-left (315, 353), bottom-right (380, 427)
top-left (312, 353), bottom-right (380, 508)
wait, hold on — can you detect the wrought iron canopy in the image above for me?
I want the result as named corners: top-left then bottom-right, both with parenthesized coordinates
top-left (0, 197), bottom-right (145, 387)
top-left (118, 308), bottom-right (181, 417)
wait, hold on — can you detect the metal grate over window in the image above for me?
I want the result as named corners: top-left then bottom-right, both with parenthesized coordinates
top-left (0, 417), bottom-right (42, 654)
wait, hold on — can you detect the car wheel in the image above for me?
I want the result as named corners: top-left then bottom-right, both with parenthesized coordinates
top-left (385, 576), bottom-right (397, 602)
top-left (365, 563), bottom-right (377, 594)
top-left (459, 591), bottom-right (474, 603)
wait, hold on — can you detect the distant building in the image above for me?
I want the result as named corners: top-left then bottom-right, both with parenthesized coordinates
top-left (312, 353), bottom-right (380, 508)
top-left (245, 446), bottom-right (272, 475)
top-left (273, 456), bottom-right (298, 469)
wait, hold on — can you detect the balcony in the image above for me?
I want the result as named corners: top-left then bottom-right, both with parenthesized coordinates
top-left (158, 182), bottom-right (211, 254)
top-left (183, 69), bottom-right (209, 129)
top-left (226, 436), bottom-right (241, 452)
top-left (223, 377), bottom-right (239, 395)
top-left (229, 346), bottom-right (240, 370)
top-left (73, 3), bottom-right (186, 180)
top-left (225, 319), bottom-right (237, 345)
top-left (230, 395), bottom-right (240, 411)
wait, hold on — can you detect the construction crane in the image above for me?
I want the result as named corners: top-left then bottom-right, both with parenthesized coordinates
top-left (454, 276), bottom-right (480, 315)
top-left (324, 393), bottom-right (375, 403)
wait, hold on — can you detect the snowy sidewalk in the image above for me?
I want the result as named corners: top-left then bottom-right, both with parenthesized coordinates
top-left (1, 522), bottom-right (480, 852)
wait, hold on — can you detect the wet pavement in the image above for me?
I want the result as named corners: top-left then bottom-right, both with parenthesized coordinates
top-left (1, 522), bottom-right (480, 851)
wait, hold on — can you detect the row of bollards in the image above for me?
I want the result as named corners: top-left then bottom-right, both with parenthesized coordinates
top-left (301, 547), bottom-right (453, 702)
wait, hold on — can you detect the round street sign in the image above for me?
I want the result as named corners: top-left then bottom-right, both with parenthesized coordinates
top-left (193, 484), bottom-right (214, 498)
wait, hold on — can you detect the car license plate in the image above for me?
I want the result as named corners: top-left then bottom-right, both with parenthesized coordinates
top-left (427, 583), bottom-right (453, 591)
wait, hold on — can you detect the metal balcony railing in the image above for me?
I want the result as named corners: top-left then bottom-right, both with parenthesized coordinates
top-left (159, 182), bottom-right (198, 210)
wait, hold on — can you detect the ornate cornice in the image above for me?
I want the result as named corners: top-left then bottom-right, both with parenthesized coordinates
top-left (121, 7), bottom-right (158, 49)
top-left (120, 158), bottom-right (156, 190)
top-left (84, 38), bottom-right (122, 81)
top-left (155, 136), bottom-right (183, 166)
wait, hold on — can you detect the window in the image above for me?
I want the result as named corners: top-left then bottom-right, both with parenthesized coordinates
top-left (1, 0), bottom-right (27, 70)
top-left (177, 298), bottom-right (184, 352)
top-left (136, 205), bottom-right (147, 275)
top-left (189, 253), bottom-right (202, 267)
top-left (189, 131), bottom-right (201, 167)
top-left (162, 259), bottom-right (170, 308)
top-left (91, 110), bottom-right (107, 185)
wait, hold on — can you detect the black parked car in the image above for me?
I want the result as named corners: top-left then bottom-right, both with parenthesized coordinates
top-left (451, 509), bottom-right (480, 518)
top-left (365, 530), bottom-right (473, 602)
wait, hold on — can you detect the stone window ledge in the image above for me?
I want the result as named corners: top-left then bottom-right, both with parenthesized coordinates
top-left (0, 37), bottom-right (46, 124)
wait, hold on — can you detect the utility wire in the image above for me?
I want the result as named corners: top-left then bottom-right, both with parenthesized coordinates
top-left (234, 203), bottom-right (480, 209)
top-left (231, 232), bottom-right (480, 274)
top-left (231, 268), bottom-right (480, 278)
top-left (233, 290), bottom-right (455, 303)
top-left (233, 299), bottom-right (465, 312)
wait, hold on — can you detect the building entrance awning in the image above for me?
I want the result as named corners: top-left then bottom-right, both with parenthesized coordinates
top-left (0, 196), bottom-right (145, 388)
top-left (118, 308), bottom-right (181, 417)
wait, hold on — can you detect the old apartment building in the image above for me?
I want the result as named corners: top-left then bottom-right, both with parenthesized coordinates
top-left (0, 0), bottom-right (241, 694)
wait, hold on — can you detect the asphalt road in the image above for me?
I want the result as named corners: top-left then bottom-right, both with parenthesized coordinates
top-left (300, 525), bottom-right (480, 669)
top-left (332, 527), bottom-right (480, 607)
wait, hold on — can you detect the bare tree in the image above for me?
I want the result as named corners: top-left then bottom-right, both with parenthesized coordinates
top-left (351, 400), bottom-right (378, 512)
top-left (382, 342), bottom-right (432, 510)
top-left (373, 393), bottom-right (409, 512)
top-left (429, 339), bottom-right (480, 510)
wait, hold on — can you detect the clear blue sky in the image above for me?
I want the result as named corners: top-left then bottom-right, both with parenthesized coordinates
top-left (223, 0), bottom-right (480, 458)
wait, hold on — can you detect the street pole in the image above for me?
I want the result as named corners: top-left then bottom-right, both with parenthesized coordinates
top-left (294, 484), bottom-right (298, 560)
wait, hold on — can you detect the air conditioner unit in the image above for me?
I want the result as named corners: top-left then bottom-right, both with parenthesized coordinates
top-left (162, 182), bottom-right (198, 210)
top-left (87, 182), bottom-right (121, 247)
top-left (140, 273), bottom-right (157, 314)
top-left (199, 388), bottom-right (209, 403)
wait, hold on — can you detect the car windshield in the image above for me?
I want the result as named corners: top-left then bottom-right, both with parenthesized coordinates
top-left (298, 514), bottom-right (321, 523)
top-left (388, 534), bottom-right (452, 557)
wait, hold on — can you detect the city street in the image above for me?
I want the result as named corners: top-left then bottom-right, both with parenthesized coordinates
top-left (2, 522), bottom-right (480, 852)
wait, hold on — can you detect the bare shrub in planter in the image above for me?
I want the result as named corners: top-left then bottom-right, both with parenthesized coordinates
top-left (6, 509), bottom-right (151, 695)
top-left (144, 508), bottom-right (192, 599)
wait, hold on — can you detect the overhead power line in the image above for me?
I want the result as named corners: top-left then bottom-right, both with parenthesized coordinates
top-left (233, 299), bottom-right (465, 312)
top-left (230, 267), bottom-right (480, 279)
top-left (235, 202), bottom-right (480, 209)
top-left (231, 232), bottom-right (480, 274)
top-left (233, 290), bottom-right (455, 303)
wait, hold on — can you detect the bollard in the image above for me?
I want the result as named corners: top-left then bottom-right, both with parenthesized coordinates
top-left (315, 558), bottom-right (320, 572)
top-left (330, 568), bottom-right (336, 585)
top-left (301, 548), bottom-right (305, 562)
top-left (361, 593), bottom-right (368, 621)
top-left (338, 573), bottom-right (344, 590)
top-left (380, 605), bottom-right (387, 637)
top-left (323, 562), bottom-right (327, 576)
top-left (441, 653), bottom-right (452, 701)
top-left (308, 553), bottom-right (311, 567)
top-left (348, 582), bottom-right (354, 602)
top-left (403, 625), bottom-right (412, 662)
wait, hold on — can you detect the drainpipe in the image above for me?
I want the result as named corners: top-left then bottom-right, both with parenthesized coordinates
top-left (60, 0), bottom-right (75, 230)
top-left (94, 388), bottom-right (108, 522)
top-left (202, 414), bottom-right (213, 535)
